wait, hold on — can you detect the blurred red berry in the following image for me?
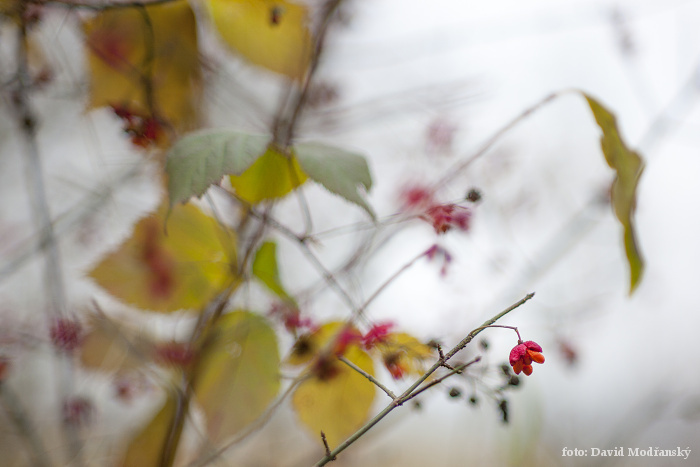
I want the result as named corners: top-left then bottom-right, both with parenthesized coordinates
top-left (0, 356), bottom-right (9, 382)
top-left (558, 339), bottom-right (578, 367)
top-left (425, 244), bottom-right (453, 276)
top-left (333, 327), bottom-right (362, 356)
top-left (425, 204), bottom-right (471, 234)
top-left (50, 319), bottom-right (83, 353)
top-left (509, 340), bottom-right (545, 376)
top-left (426, 117), bottom-right (457, 153)
top-left (269, 303), bottom-right (316, 333)
top-left (110, 105), bottom-right (163, 148)
top-left (63, 396), bottom-right (93, 427)
top-left (154, 342), bottom-right (195, 368)
top-left (401, 185), bottom-right (436, 211)
top-left (383, 352), bottom-right (407, 379)
top-left (362, 322), bottom-right (393, 349)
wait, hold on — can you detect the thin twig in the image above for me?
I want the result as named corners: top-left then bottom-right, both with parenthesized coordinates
top-left (338, 356), bottom-right (396, 399)
top-left (313, 292), bottom-right (535, 466)
top-left (277, 0), bottom-right (345, 148)
top-left (436, 91), bottom-right (566, 188)
top-left (358, 247), bottom-right (428, 315)
top-left (402, 356), bottom-right (481, 402)
top-left (320, 432), bottom-right (334, 461)
top-left (14, 7), bottom-right (66, 319)
top-left (0, 163), bottom-right (144, 282)
top-left (13, 11), bottom-right (86, 465)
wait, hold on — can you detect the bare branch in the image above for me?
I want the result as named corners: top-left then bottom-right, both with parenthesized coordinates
top-left (401, 356), bottom-right (481, 403)
top-left (320, 431), bottom-right (334, 461)
top-left (313, 292), bottom-right (535, 466)
top-left (338, 356), bottom-right (396, 399)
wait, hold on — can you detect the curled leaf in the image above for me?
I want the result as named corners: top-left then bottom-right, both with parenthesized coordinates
top-left (584, 94), bottom-right (645, 293)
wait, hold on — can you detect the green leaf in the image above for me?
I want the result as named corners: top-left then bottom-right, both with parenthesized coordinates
top-left (584, 94), bottom-right (645, 294)
top-left (252, 240), bottom-right (292, 301)
top-left (192, 311), bottom-right (280, 443)
top-left (294, 142), bottom-right (375, 219)
top-left (166, 130), bottom-right (270, 208)
top-left (229, 146), bottom-right (308, 204)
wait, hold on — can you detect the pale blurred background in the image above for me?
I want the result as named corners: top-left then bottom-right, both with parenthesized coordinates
top-left (1, 0), bottom-right (700, 466)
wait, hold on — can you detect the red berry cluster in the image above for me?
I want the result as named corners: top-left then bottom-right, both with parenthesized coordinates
top-left (111, 105), bottom-right (163, 148)
top-left (400, 185), bottom-right (472, 234)
top-left (509, 340), bottom-right (545, 376)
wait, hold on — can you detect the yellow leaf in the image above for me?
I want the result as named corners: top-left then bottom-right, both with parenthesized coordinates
top-left (284, 321), bottom-right (354, 366)
top-left (207, 0), bottom-right (313, 80)
top-left (229, 146), bottom-right (308, 203)
top-left (89, 203), bottom-right (236, 313)
top-left (292, 343), bottom-right (375, 449)
top-left (84, 0), bottom-right (201, 135)
top-left (193, 311), bottom-right (280, 443)
top-left (120, 394), bottom-right (178, 467)
top-left (79, 313), bottom-right (153, 373)
top-left (585, 95), bottom-right (645, 293)
top-left (378, 332), bottom-right (435, 379)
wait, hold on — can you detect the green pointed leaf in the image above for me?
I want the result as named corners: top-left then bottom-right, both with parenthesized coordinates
top-left (294, 142), bottom-right (375, 219)
top-left (193, 311), bottom-right (280, 443)
top-left (166, 130), bottom-right (270, 208)
top-left (252, 240), bottom-right (292, 301)
top-left (584, 94), bottom-right (645, 293)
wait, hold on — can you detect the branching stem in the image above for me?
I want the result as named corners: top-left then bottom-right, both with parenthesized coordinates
top-left (313, 292), bottom-right (534, 466)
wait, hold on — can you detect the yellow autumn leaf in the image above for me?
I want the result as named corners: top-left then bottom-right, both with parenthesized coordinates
top-left (229, 146), bottom-right (308, 203)
top-left (84, 0), bottom-right (201, 135)
top-left (192, 311), bottom-right (280, 443)
top-left (378, 332), bottom-right (435, 379)
top-left (207, 0), bottom-right (313, 80)
top-left (89, 203), bottom-right (236, 313)
top-left (292, 342), bottom-right (375, 449)
top-left (79, 313), bottom-right (153, 373)
top-left (120, 394), bottom-right (178, 467)
top-left (284, 321), bottom-right (356, 366)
